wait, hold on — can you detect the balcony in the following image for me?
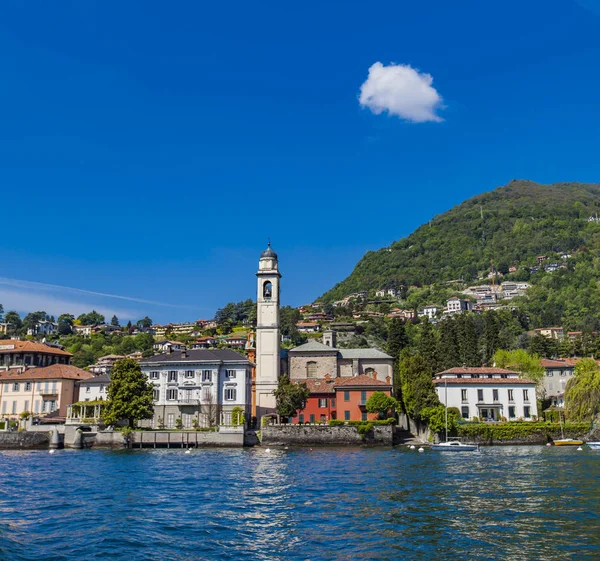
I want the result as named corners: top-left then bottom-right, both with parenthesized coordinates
top-left (179, 399), bottom-right (198, 405)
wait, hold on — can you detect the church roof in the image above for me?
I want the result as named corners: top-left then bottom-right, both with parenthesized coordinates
top-left (288, 341), bottom-right (337, 353)
top-left (338, 349), bottom-right (393, 360)
top-left (260, 243), bottom-right (278, 259)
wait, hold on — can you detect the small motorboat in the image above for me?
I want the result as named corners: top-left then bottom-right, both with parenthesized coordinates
top-left (431, 441), bottom-right (479, 452)
top-left (586, 442), bottom-right (600, 450)
top-left (553, 438), bottom-right (584, 446)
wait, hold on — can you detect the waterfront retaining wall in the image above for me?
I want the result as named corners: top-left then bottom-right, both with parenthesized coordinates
top-left (261, 424), bottom-right (393, 446)
top-left (0, 431), bottom-right (50, 449)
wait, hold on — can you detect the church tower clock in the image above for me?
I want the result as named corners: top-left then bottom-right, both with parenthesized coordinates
top-left (255, 243), bottom-right (281, 417)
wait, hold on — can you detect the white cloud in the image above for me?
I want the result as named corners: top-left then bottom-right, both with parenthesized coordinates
top-left (359, 62), bottom-right (444, 123)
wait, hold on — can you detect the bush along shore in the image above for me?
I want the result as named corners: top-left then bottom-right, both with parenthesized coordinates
top-left (456, 421), bottom-right (591, 445)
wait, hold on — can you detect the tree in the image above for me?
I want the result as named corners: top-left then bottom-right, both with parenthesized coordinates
top-left (418, 318), bottom-right (438, 374)
top-left (482, 311), bottom-right (500, 363)
top-left (77, 310), bottom-right (105, 326)
top-left (57, 314), bottom-right (74, 336)
top-left (280, 306), bottom-right (306, 346)
top-left (437, 317), bottom-right (461, 371)
top-left (102, 358), bottom-right (154, 428)
top-left (492, 349), bottom-right (544, 385)
top-left (387, 319), bottom-right (409, 360)
top-left (399, 353), bottom-right (440, 420)
top-left (565, 358), bottom-right (600, 422)
top-left (457, 313), bottom-right (480, 367)
top-left (22, 311), bottom-right (47, 335)
top-left (0, 303), bottom-right (4, 322)
top-left (111, 315), bottom-right (120, 326)
top-left (3, 311), bottom-right (22, 334)
top-left (365, 392), bottom-right (399, 419)
top-left (529, 334), bottom-right (558, 359)
top-left (273, 376), bottom-right (310, 419)
top-left (136, 316), bottom-right (152, 331)
top-left (421, 404), bottom-right (459, 436)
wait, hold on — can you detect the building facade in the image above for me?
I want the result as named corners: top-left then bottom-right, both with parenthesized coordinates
top-left (140, 348), bottom-right (252, 428)
top-left (0, 341), bottom-right (72, 374)
top-left (255, 243), bottom-right (281, 418)
top-left (77, 373), bottom-right (110, 402)
top-left (434, 367), bottom-right (538, 421)
top-left (541, 358), bottom-right (577, 407)
top-left (0, 364), bottom-right (92, 419)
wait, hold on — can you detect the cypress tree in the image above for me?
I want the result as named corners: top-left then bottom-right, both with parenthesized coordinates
top-left (482, 311), bottom-right (500, 364)
top-left (458, 314), bottom-right (480, 366)
top-left (437, 317), bottom-right (461, 371)
top-left (387, 319), bottom-right (409, 360)
top-left (418, 317), bottom-right (438, 374)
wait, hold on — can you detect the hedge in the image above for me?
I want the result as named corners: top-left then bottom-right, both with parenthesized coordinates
top-left (457, 421), bottom-right (590, 442)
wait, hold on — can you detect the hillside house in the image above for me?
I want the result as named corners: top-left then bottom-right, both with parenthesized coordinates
top-left (445, 297), bottom-right (472, 315)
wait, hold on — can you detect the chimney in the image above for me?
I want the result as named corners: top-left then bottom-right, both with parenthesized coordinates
top-left (324, 373), bottom-right (331, 381)
top-left (386, 375), bottom-right (391, 384)
top-left (181, 346), bottom-right (187, 359)
top-left (372, 371), bottom-right (378, 380)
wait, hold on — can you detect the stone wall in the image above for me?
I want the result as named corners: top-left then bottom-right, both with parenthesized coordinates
top-left (0, 431), bottom-right (50, 449)
top-left (289, 352), bottom-right (338, 379)
top-left (262, 424), bottom-right (393, 446)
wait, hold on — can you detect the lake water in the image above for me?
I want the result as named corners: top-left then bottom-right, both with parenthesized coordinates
top-left (1, 445), bottom-right (599, 560)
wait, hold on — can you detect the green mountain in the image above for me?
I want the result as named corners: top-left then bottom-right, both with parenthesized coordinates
top-left (319, 180), bottom-right (600, 330)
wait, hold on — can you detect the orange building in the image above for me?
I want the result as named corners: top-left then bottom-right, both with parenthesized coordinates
top-left (291, 374), bottom-right (392, 423)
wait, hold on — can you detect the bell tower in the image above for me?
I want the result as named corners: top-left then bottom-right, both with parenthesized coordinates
top-left (255, 242), bottom-right (281, 417)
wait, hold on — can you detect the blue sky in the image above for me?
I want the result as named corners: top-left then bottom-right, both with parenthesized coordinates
top-left (1, 0), bottom-right (599, 324)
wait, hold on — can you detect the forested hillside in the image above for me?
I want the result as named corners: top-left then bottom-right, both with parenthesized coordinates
top-left (319, 180), bottom-right (600, 330)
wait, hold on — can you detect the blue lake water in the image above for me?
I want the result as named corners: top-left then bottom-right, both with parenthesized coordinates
top-left (1, 445), bottom-right (599, 560)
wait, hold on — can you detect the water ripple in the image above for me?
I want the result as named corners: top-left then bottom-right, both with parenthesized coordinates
top-left (1, 446), bottom-right (600, 560)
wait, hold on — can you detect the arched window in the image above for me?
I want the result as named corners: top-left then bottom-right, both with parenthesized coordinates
top-left (306, 361), bottom-right (317, 377)
top-left (263, 281), bottom-right (272, 299)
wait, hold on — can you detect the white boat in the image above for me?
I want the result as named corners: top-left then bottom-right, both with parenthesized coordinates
top-left (586, 442), bottom-right (600, 450)
top-left (431, 441), bottom-right (479, 452)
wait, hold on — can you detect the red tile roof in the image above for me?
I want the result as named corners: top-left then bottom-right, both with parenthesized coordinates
top-left (333, 374), bottom-right (392, 388)
top-left (0, 341), bottom-right (71, 356)
top-left (438, 367), bottom-right (519, 376)
top-left (292, 379), bottom-right (336, 394)
top-left (0, 364), bottom-right (93, 381)
top-left (434, 377), bottom-right (535, 385)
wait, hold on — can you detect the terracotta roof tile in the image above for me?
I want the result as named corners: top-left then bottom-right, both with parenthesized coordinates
top-left (292, 378), bottom-right (336, 394)
top-left (0, 364), bottom-right (93, 381)
top-left (333, 374), bottom-right (392, 388)
top-left (438, 367), bottom-right (519, 376)
top-left (0, 341), bottom-right (71, 356)
top-left (434, 377), bottom-right (535, 385)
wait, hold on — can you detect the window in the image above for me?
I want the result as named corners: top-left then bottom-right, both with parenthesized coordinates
top-left (523, 389), bottom-right (529, 402)
top-left (167, 389), bottom-right (178, 400)
top-left (202, 370), bottom-right (212, 382)
top-left (51, 381), bottom-right (56, 393)
top-left (149, 371), bottom-right (159, 380)
top-left (560, 371), bottom-right (566, 377)
top-left (487, 374), bottom-right (493, 379)
top-left (224, 388), bottom-right (236, 401)
top-left (457, 374), bottom-right (462, 379)
top-left (167, 414), bottom-right (174, 428)
top-left (524, 406), bottom-right (531, 418)
top-left (508, 389), bottom-right (514, 402)
top-left (34, 400), bottom-right (39, 414)
top-left (25, 382), bottom-right (31, 391)
top-left (168, 371), bottom-right (178, 382)
top-left (320, 414), bottom-right (326, 422)
top-left (153, 389), bottom-right (160, 401)
top-left (24, 400), bottom-right (29, 412)
top-left (493, 389), bottom-right (499, 402)
top-left (100, 385), bottom-right (105, 393)
top-left (306, 361), bottom-right (317, 377)
top-left (461, 406), bottom-right (469, 419)
top-left (501, 374), bottom-right (507, 379)
top-left (309, 414), bottom-right (315, 423)
top-left (508, 406), bottom-right (515, 418)
top-left (226, 370), bottom-right (236, 379)
top-left (361, 411), bottom-right (367, 421)
top-left (202, 389), bottom-right (212, 401)
top-left (299, 414), bottom-right (304, 423)
top-left (344, 410), bottom-right (350, 421)
top-left (1, 401), bottom-right (5, 414)
top-left (318, 398), bottom-right (328, 408)
top-left (185, 370), bottom-right (195, 378)
top-left (477, 389), bottom-right (484, 402)
top-left (86, 386), bottom-right (91, 393)
top-left (331, 398), bottom-right (336, 407)
top-left (547, 371), bottom-right (553, 377)
top-left (263, 281), bottom-right (273, 299)
top-left (12, 383), bottom-right (19, 392)
top-left (344, 390), bottom-right (350, 402)
top-left (183, 413), bottom-right (192, 428)
top-left (461, 389), bottom-right (468, 402)
top-left (360, 390), bottom-right (367, 404)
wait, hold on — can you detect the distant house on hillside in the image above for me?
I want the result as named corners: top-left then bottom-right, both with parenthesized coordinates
top-left (419, 305), bottom-right (441, 320)
top-left (445, 297), bottom-right (472, 315)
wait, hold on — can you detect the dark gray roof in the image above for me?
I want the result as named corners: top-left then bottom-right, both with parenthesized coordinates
top-left (289, 341), bottom-right (338, 353)
top-left (77, 373), bottom-right (111, 385)
top-left (338, 349), bottom-right (392, 360)
top-left (260, 243), bottom-right (278, 259)
top-left (142, 348), bottom-right (250, 364)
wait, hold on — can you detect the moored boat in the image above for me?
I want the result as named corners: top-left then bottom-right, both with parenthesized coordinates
top-left (586, 442), bottom-right (600, 450)
top-left (553, 438), bottom-right (584, 446)
top-left (431, 441), bottom-right (479, 451)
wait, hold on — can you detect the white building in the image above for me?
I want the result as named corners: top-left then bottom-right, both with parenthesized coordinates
top-left (255, 243), bottom-right (281, 418)
top-left (72, 325), bottom-right (93, 337)
top-left (77, 374), bottom-right (110, 401)
top-left (140, 348), bottom-right (252, 428)
top-left (88, 355), bottom-right (124, 376)
top-left (419, 305), bottom-right (441, 320)
top-left (541, 358), bottom-right (577, 407)
top-left (434, 367), bottom-right (538, 421)
top-left (445, 297), bottom-right (472, 315)
top-left (26, 320), bottom-right (58, 336)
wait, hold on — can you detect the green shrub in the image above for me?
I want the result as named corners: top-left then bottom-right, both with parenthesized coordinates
top-left (457, 421), bottom-right (590, 442)
top-left (328, 419), bottom-right (345, 426)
